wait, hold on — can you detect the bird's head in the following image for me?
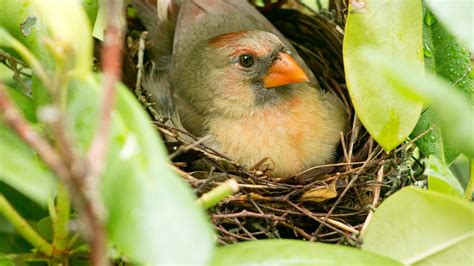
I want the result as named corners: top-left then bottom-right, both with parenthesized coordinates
top-left (175, 31), bottom-right (310, 117)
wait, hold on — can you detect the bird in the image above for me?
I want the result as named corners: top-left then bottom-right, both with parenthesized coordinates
top-left (132, 0), bottom-right (347, 177)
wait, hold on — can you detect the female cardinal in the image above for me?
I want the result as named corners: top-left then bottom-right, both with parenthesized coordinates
top-left (133, 0), bottom-right (347, 177)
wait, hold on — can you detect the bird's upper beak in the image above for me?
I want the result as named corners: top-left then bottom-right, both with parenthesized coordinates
top-left (263, 52), bottom-right (309, 89)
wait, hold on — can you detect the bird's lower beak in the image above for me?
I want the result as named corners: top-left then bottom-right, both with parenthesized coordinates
top-left (263, 52), bottom-right (309, 89)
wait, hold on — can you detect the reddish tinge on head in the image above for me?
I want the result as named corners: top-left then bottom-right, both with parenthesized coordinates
top-left (208, 31), bottom-right (309, 88)
top-left (208, 31), bottom-right (272, 58)
top-left (208, 31), bottom-right (249, 48)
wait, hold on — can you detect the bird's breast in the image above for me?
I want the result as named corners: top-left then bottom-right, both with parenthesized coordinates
top-left (207, 92), bottom-right (341, 177)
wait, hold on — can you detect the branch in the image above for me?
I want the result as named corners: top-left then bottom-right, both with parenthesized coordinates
top-left (87, 0), bottom-right (125, 178)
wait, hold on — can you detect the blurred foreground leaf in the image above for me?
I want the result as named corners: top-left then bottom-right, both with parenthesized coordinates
top-left (411, 7), bottom-right (473, 164)
top-left (343, 0), bottom-right (423, 151)
top-left (363, 49), bottom-right (474, 158)
top-left (362, 187), bottom-right (474, 265)
top-left (425, 0), bottom-right (473, 53)
top-left (211, 240), bottom-right (402, 266)
top-left (0, 119), bottom-right (56, 206)
top-left (66, 77), bottom-right (214, 265)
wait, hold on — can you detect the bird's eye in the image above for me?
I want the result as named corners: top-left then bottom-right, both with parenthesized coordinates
top-left (238, 54), bottom-right (255, 68)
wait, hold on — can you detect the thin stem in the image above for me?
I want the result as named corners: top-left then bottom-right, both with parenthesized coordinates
top-left (0, 194), bottom-right (53, 256)
top-left (196, 179), bottom-right (239, 209)
top-left (85, 1), bottom-right (125, 265)
top-left (465, 158), bottom-right (473, 200)
top-left (87, 0), bottom-right (124, 178)
top-left (52, 182), bottom-right (71, 255)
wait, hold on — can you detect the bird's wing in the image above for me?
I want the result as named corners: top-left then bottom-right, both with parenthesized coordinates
top-left (131, 0), bottom-right (187, 132)
top-left (173, 0), bottom-right (317, 86)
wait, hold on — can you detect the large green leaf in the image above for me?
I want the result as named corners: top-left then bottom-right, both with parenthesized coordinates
top-left (362, 49), bottom-right (474, 158)
top-left (0, 86), bottom-right (56, 207)
top-left (0, 85), bottom-right (55, 205)
top-left (211, 240), bottom-right (402, 266)
top-left (362, 187), bottom-right (474, 265)
top-left (425, 0), bottom-right (473, 53)
top-left (411, 7), bottom-right (473, 164)
top-left (343, 0), bottom-right (424, 151)
top-left (66, 77), bottom-right (215, 265)
top-left (0, 125), bottom-right (56, 206)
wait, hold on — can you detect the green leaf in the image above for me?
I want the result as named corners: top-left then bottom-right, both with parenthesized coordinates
top-left (66, 76), bottom-right (214, 265)
top-left (36, 217), bottom-right (53, 242)
top-left (0, 1), bottom-right (46, 56)
top-left (424, 155), bottom-right (464, 197)
top-left (411, 7), bottom-right (473, 164)
top-left (0, 257), bottom-right (14, 266)
top-left (0, 1), bottom-right (53, 108)
top-left (3, 86), bottom-right (36, 123)
top-left (80, 0), bottom-right (99, 27)
top-left (32, 0), bottom-right (92, 78)
top-left (362, 49), bottom-right (474, 158)
top-left (362, 187), bottom-right (474, 265)
top-left (411, 109), bottom-right (458, 164)
top-left (0, 182), bottom-right (48, 220)
top-left (425, 0), bottom-right (473, 53)
top-left (0, 123), bottom-right (56, 206)
top-left (211, 240), bottom-right (402, 266)
top-left (343, 0), bottom-right (424, 151)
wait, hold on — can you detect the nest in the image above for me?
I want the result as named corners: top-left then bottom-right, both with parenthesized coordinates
top-left (121, 1), bottom-right (420, 246)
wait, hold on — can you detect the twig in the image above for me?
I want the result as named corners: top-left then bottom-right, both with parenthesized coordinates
top-left (169, 135), bottom-right (211, 160)
top-left (170, 165), bottom-right (200, 185)
top-left (312, 147), bottom-right (378, 239)
top-left (134, 31), bottom-right (147, 98)
top-left (85, 1), bottom-right (125, 264)
top-left (212, 210), bottom-right (285, 221)
top-left (360, 165), bottom-right (384, 238)
top-left (197, 179), bottom-right (239, 209)
top-left (393, 126), bottom-right (434, 154)
top-left (0, 194), bottom-right (53, 256)
top-left (286, 201), bottom-right (358, 239)
top-left (279, 221), bottom-right (313, 240)
top-left (87, 0), bottom-right (125, 178)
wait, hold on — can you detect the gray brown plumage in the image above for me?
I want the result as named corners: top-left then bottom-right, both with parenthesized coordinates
top-left (132, 0), bottom-right (347, 177)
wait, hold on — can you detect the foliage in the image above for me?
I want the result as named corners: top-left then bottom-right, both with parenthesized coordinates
top-left (0, 0), bottom-right (472, 265)
top-left (363, 187), bottom-right (474, 265)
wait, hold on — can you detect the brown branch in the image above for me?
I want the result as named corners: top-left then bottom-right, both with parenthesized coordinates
top-left (85, 2), bottom-right (125, 264)
top-left (212, 210), bottom-right (286, 221)
top-left (312, 146), bottom-right (378, 239)
top-left (87, 0), bottom-right (125, 178)
top-left (360, 165), bottom-right (384, 238)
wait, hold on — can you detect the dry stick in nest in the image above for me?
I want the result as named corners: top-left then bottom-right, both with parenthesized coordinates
top-left (360, 165), bottom-right (384, 238)
top-left (311, 145), bottom-right (381, 241)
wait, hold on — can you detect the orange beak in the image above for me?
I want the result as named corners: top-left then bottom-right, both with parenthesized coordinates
top-left (263, 52), bottom-right (309, 89)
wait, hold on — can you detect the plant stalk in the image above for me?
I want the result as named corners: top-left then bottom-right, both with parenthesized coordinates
top-left (0, 194), bottom-right (53, 256)
top-left (52, 182), bottom-right (71, 255)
